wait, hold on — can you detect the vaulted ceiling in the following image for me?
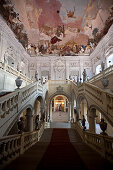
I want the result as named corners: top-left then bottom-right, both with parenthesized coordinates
top-left (9, 0), bottom-right (113, 56)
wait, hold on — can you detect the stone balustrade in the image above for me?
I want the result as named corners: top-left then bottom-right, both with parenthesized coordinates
top-left (0, 61), bottom-right (33, 90)
top-left (48, 80), bottom-right (113, 125)
top-left (0, 122), bottom-right (45, 169)
top-left (88, 65), bottom-right (113, 83)
top-left (78, 82), bottom-right (113, 125)
top-left (48, 80), bottom-right (71, 85)
top-left (73, 122), bottom-right (113, 164)
top-left (0, 82), bottom-right (45, 137)
top-left (0, 91), bottom-right (19, 119)
top-left (0, 79), bottom-right (113, 139)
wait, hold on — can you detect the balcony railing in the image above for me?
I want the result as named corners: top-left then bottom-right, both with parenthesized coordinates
top-left (88, 65), bottom-right (113, 83)
top-left (0, 61), bottom-right (33, 84)
top-left (0, 122), bottom-right (45, 169)
top-left (72, 122), bottom-right (113, 164)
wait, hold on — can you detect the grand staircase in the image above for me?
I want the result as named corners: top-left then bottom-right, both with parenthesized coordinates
top-left (1, 66), bottom-right (113, 169)
top-left (3, 126), bottom-right (113, 170)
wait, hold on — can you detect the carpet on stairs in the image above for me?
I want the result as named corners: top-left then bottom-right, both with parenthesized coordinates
top-left (37, 128), bottom-right (87, 170)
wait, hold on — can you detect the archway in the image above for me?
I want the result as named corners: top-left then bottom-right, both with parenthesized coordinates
top-left (33, 95), bottom-right (44, 129)
top-left (76, 95), bottom-right (89, 128)
top-left (8, 106), bottom-right (33, 135)
top-left (49, 95), bottom-right (70, 122)
top-left (89, 106), bottom-right (113, 136)
top-left (106, 53), bottom-right (113, 67)
top-left (18, 107), bottom-right (33, 132)
top-left (34, 96), bottom-right (43, 120)
top-left (96, 64), bottom-right (101, 74)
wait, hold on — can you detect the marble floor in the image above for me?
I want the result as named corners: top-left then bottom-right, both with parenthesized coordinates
top-left (52, 111), bottom-right (69, 122)
top-left (50, 122), bottom-right (71, 128)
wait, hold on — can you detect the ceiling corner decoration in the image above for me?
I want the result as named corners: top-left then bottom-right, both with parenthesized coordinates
top-left (1, 0), bottom-right (113, 56)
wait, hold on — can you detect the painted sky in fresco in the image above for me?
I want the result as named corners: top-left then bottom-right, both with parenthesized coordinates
top-left (11, 0), bottom-right (113, 55)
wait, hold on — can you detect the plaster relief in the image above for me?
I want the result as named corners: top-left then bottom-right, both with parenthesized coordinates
top-left (54, 59), bottom-right (65, 80)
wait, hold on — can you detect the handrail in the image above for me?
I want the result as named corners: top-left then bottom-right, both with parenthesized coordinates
top-left (88, 65), bottom-right (113, 83)
top-left (0, 61), bottom-right (33, 84)
top-left (72, 122), bottom-right (113, 164)
top-left (0, 122), bottom-right (45, 169)
top-left (77, 82), bottom-right (113, 125)
top-left (0, 81), bottom-right (45, 137)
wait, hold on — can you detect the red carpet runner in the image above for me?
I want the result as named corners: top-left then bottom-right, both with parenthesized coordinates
top-left (37, 129), bottom-right (87, 170)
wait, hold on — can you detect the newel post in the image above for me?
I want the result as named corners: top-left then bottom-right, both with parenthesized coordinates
top-left (20, 133), bottom-right (24, 154)
top-left (100, 135), bottom-right (106, 158)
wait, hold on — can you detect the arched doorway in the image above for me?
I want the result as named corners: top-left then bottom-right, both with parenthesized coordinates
top-left (34, 96), bottom-right (44, 129)
top-left (19, 107), bottom-right (33, 132)
top-left (50, 95), bottom-right (70, 122)
top-left (76, 95), bottom-right (89, 129)
top-left (34, 96), bottom-right (43, 121)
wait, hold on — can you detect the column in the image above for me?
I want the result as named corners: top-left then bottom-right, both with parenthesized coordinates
top-left (50, 60), bottom-right (54, 80)
top-left (54, 98), bottom-right (56, 112)
top-left (80, 101), bottom-right (84, 119)
top-left (50, 101), bottom-right (52, 122)
top-left (76, 105), bottom-right (80, 121)
top-left (66, 59), bottom-right (69, 79)
top-left (71, 100), bottom-right (74, 121)
top-left (89, 108), bottom-right (96, 133)
top-left (26, 113), bottom-right (33, 132)
top-left (80, 56), bottom-right (84, 82)
top-left (68, 102), bottom-right (71, 121)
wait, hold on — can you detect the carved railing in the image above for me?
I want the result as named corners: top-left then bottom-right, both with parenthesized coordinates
top-left (0, 61), bottom-right (33, 84)
top-left (0, 81), bottom-right (44, 137)
top-left (77, 82), bottom-right (113, 125)
top-left (73, 122), bottom-right (113, 163)
top-left (0, 122), bottom-right (45, 169)
top-left (48, 80), bottom-right (71, 85)
top-left (88, 65), bottom-right (113, 83)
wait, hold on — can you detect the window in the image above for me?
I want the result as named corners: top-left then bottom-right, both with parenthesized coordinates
top-left (107, 53), bottom-right (113, 67)
top-left (96, 64), bottom-right (101, 74)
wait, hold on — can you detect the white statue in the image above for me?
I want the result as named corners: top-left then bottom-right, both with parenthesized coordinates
top-left (35, 71), bottom-right (39, 81)
top-left (4, 51), bottom-right (9, 65)
top-left (82, 69), bottom-right (87, 82)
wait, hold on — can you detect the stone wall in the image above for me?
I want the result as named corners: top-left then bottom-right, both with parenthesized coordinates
top-left (0, 15), bottom-right (30, 77)
top-left (90, 24), bottom-right (113, 75)
top-left (92, 73), bottom-right (113, 92)
top-left (29, 55), bottom-right (92, 82)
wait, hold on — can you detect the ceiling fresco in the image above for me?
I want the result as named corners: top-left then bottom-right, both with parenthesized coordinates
top-left (1, 0), bottom-right (113, 56)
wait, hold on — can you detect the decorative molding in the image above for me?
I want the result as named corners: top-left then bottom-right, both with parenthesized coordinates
top-left (84, 61), bottom-right (92, 67)
top-left (41, 62), bottom-right (50, 67)
top-left (56, 86), bottom-right (63, 91)
top-left (69, 61), bottom-right (80, 67)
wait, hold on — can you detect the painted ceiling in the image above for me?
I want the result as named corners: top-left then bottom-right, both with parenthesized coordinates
top-left (11, 0), bottom-right (113, 56)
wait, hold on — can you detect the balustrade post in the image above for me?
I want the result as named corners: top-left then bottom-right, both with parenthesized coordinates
top-left (18, 91), bottom-right (22, 111)
top-left (20, 133), bottom-right (24, 154)
top-left (100, 136), bottom-right (106, 158)
top-left (1, 101), bottom-right (6, 118)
